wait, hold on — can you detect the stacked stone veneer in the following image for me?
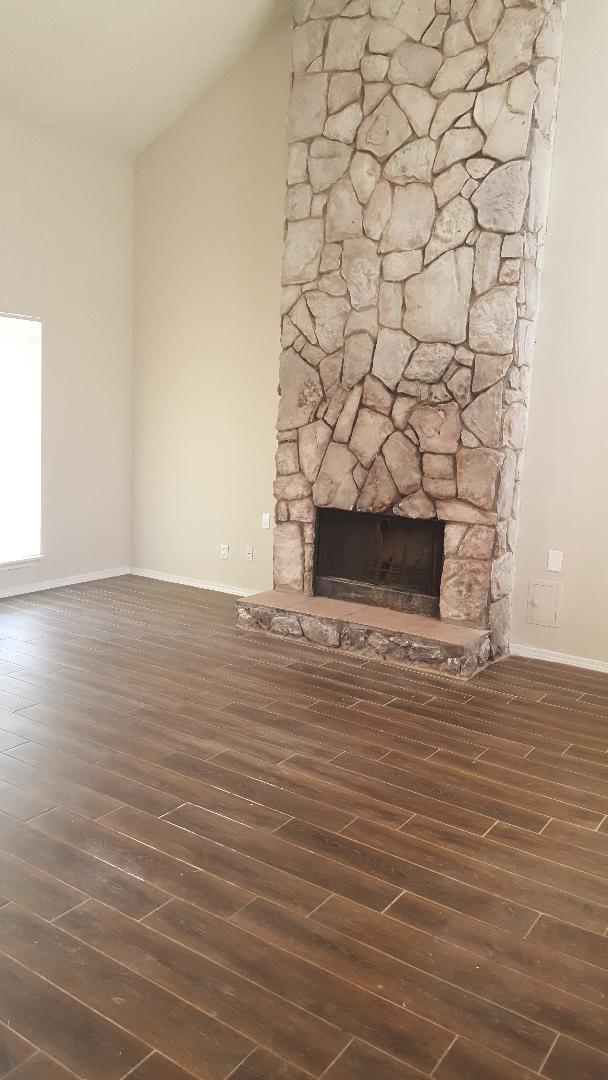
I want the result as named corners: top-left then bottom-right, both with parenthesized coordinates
top-left (274, 0), bottom-right (565, 655)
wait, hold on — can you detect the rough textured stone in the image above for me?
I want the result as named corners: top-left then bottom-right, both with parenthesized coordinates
top-left (447, 365), bottom-right (472, 407)
top-left (383, 431), bottom-right (422, 495)
top-left (396, 0), bottom-right (436, 42)
top-left (441, 558), bottom-right (491, 624)
top-left (460, 524), bottom-right (496, 559)
top-left (410, 402), bottom-right (461, 452)
top-left (361, 54), bottom-right (389, 81)
top-left (381, 183), bottom-right (436, 253)
top-left (341, 237), bottom-right (380, 308)
top-left (299, 420), bottom-right (333, 481)
top-left (379, 282), bottom-right (403, 328)
top-left (503, 401), bottom-right (527, 449)
top-left (406, 343), bottom-right (454, 382)
top-left (384, 138), bottom-right (436, 185)
top-left (431, 46), bottom-right (487, 95)
top-left (274, 523), bottom-right (305, 591)
top-left (430, 92), bottom-right (475, 139)
top-left (325, 15), bottom-right (371, 69)
top-left (444, 21), bottom-right (475, 58)
top-left (363, 179), bottom-right (393, 240)
top-left (462, 382), bottom-right (503, 447)
top-left (392, 85), bottom-right (437, 136)
top-left (392, 394), bottom-right (418, 430)
top-left (334, 384), bottom-right (364, 441)
top-left (472, 161), bottom-right (530, 231)
top-left (350, 152), bottom-right (381, 204)
top-left (288, 75), bottom-right (330, 142)
top-left (307, 292), bottom-right (351, 353)
top-left (357, 96), bottom-right (412, 160)
top-left (425, 196), bottom-right (475, 263)
top-left (349, 407), bottom-right (394, 466)
top-left (491, 551), bottom-right (515, 601)
top-left (394, 488), bottom-right (436, 518)
top-left (325, 101), bottom-right (363, 142)
top-left (372, 327), bottom-right (416, 388)
top-left (478, 72), bottom-right (538, 163)
top-left (383, 250), bottom-right (424, 281)
top-left (404, 248), bottom-right (474, 344)
top-left (308, 137), bottom-right (352, 192)
top-left (313, 442), bottom-right (359, 507)
top-left (433, 162), bottom-right (468, 207)
top-left (497, 447), bottom-right (517, 518)
top-left (473, 352), bottom-right (512, 392)
top-left (328, 71), bottom-right (363, 113)
top-left (457, 447), bottom-right (503, 509)
top-left (434, 127), bottom-right (485, 173)
top-left (487, 8), bottom-right (544, 84)
top-left (357, 456), bottom-right (399, 510)
top-left (343, 332), bottom-right (375, 386)
top-left (470, 0), bottom-right (503, 42)
top-left (326, 177), bottom-right (363, 241)
top-left (278, 351), bottom-right (323, 431)
top-left (469, 286), bottom-right (518, 353)
top-left (473, 231), bottom-right (502, 295)
top-left (436, 499), bottom-right (497, 524)
top-left (283, 219), bottom-right (325, 285)
top-left (389, 43), bottom-right (443, 87)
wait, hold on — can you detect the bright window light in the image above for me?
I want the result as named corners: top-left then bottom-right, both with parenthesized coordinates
top-left (0, 313), bottom-right (42, 565)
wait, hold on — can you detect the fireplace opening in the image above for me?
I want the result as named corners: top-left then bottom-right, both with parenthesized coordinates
top-left (314, 508), bottom-right (445, 616)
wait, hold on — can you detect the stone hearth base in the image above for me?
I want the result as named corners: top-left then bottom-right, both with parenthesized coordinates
top-left (238, 591), bottom-right (491, 680)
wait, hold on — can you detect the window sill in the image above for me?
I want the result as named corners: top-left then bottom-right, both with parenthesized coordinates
top-left (0, 555), bottom-right (44, 572)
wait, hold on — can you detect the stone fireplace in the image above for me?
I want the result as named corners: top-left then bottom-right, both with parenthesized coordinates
top-left (239, 0), bottom-right (566, 676)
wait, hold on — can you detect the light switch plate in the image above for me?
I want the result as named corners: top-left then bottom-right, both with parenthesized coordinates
top-left (547, 549), bottom-right (563, 573)
top-left (526, 580), bottom-right (563, 627)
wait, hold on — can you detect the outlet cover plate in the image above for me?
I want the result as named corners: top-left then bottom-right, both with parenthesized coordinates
top-left (527, 579), bottom-right (563, 628)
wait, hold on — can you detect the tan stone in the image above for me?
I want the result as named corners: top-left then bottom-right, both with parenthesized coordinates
top-left (349, 407), bottom-right (394, 466)
top-left (403, 248), bottom-right (474, 345)
top-left (392, 85), bottom-right (437, 137)
top-left (346, 307), bottom-right (379, 336)
top-left (328, 72), bottom-right (363, 113)
top-left (334, 384), bottom-right (364, 441)
top-left (341, 237), bottom-right (381, 309)
top-left (423, 477), bottom-right (456, 499)
top-left (436, 499), bottom-right (497, 524)
top-left (362, 373), bottom-right (393, 415)
top-left (293, 20), bottom-right (328, 74)
top-left (326, 177), bottom-right (363, 241)
top-left (343, 332), bottom-right (375, 386)
top-left (325, 102), bottom-right (364, 143)
top-left (406, 343), bottom-right (454, 382)
top-left (361, 54), bottom-right (389, 81)
top-left (440, 558), bottom-right (491, 623)
top-left (472, 161), bottom-right (530, 231)
top-left (433, 163), bottom-right (468, 207)
top-left (462, 383), bottom-right (503, 448)
top-left (288, 75), bottom-right (330, 142)
top-left (276, 441), bottom-right (300, 476)
top-left (469, 285), bottom-right (518, 354)
top-left (286, 184), bottom-right (313, 223)
top-left (395, 0), bottom-right (436, 41)
top-left (372, 327), bottom-right (416, 389)
top-left (480, 72), bottom-right (538, 163)
top-left (497, 448), bottom-right (516, 518)
top-left (383, 250), bottom-right (423, 281)
top-left (431, 46), bottom-right (487, 95)
top-left (487, 8), bottom-right (544, 84)
top-left (383, 431), bottom-right (422, 495)
top-left (444, 522), bottom-right (468, 554)
top-left (470, 0), bottom-right (503, 42)
top-left (299, 420), bottom-right (333, 482)
top-left (394, 488), bottom-right (436, 518)
top-left (357, 96), bottom-right (412, 160)
top-left (410, 402), bottom-right (461, 453)
top-left (325, 15), bottom-right (372, 70)
top-left (473, 231), bottom-right (502, 295)
top-left (392, 395), bottom-right (418, 430)
top-left (381, 183), bottom-right (436, 252)
top-left (313, 442), bottom-right (359, 508)
top-left (384, 138), bottom-right (436, 185)
top-left (363, 178), bottom-right (393, 240)
top-left (379, 282), bottom-right (403, 329)
top-left (274, 472), bottom-right (312, 501)
top-left (307, 291), bottom-right (351, 353)
top-left (472, 353), bottom-right (512, 392)
top-left (350, 152), bottom-right (381, 204)
top-left (447, 366), bottom-right (472, 407)
top-left (491, 551), bottom-right (515, 601)
top-left (434, 127), bottom-right (485, 174)
top-left (425, 196), bottom-right (475, 263)
top-left (278, 351), bottom-right (323, 431)
top-left (287, 143), bottom-right (308, 185)
top-left (369, 23), bottom-right (407, 53)
top-left (274, 523), bottom-right (304, 591)
top-left (423, 15), bottom-right (449, 48)
top-left (456, 447), bottom-right (503, 509)
top-left (459, 524), bottom-right (496, 559)
top-left (489, 594), bottom-right (511, 657)
top-left (319, 350), bottom-right (344, 395)
top-left (357, 456), bottom-right (399, 511)
top-left (308, 137), bottom-right (352, 193)
top-left (536, 7), bottom-right (563, 59)
top-left (503, 401), bottom-right (527, 449)
top-left (430, 92), bottom-right (475, 139)
top-left (282, 219), bottom-right (325, 285)
top-left (311, 0), bottom-right (351, 14)
top-left (388, 43), bottom-right (442, 87)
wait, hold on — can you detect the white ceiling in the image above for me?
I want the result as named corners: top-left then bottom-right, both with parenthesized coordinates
top-left (0, 0), bottom-right (287, 157)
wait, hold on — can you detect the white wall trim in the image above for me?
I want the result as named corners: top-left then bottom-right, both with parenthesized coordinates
top-left (0, 567), bottom-right (131, 599)
top-left (131, 567), bottom-right (257, 598)
top-left (510, 642), bottom-right (608, 674)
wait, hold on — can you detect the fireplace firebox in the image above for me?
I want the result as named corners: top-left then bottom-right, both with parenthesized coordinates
top-left (313, 509), bottom-right (445, 617)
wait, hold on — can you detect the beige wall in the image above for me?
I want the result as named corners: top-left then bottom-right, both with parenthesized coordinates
top-left (132, 19), bottom-right (291, 593)
top-left (512, 0), bottom-right (608, 665)
top-left (0, 108), bottom-right (133, 596)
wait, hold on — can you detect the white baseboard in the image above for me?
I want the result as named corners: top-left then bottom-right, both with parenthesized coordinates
top-left (131, 567), bottom-right (257, 598)
top-left (0, 566), bottom-right (131, 600)
top-left (509, 642), bottom-right (608, 674)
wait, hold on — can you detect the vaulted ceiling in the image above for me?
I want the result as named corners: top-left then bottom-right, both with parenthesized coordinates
top-left (0, 0), bottom-right (286, 156)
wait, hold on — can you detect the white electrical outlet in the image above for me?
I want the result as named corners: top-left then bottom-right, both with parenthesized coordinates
top-left (261, 512), bottom-right (271, 530)
top-left (547, 549), bottom-right (563, 573)
top-left (245, 545), bottom-right (254, 561)
top-left (220, 544), bottom-right (229, 560)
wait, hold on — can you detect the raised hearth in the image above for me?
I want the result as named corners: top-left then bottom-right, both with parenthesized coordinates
top-left (238, 591), bottom-right (491, 679)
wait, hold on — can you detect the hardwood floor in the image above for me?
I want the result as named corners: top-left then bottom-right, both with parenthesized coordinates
top-left (0, 577), bottom-right (606, 1079)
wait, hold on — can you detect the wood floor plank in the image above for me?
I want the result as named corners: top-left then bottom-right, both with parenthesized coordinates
top-left (3, 1055), bottom-right (80, 1079)
top-left (321, 1040), bottom-right (429, 1079)
top-left (0, 1021), bottom-right (35, 1077)
top-left (0, 904), bottom-right (253, 1080)
top-left (434, 1038), bottom-right (539, 1080)
top-left (541, 1035), bottom-right (608, 1080)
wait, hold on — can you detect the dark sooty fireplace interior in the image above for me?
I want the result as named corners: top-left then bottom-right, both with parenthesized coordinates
top-left (314, 509), bottom-right (445, 616)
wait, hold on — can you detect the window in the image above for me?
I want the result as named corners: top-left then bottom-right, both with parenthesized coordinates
top-left (0, 313), bottom-right (42, 565)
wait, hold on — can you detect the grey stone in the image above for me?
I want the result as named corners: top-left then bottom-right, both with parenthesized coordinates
top-left (270, 614), bottom-right (304, 637)
top-left (350, 152), bottom-right (381, 203)
top-left (462, 382), bottom-right (503, 447)
top-left (313, 442), bottom-right (359, 508)
top-left (372, 327), bottom-right (416, 389)
top-left (487, 8), bottom-right (544, 84)
top-left (278, 350), bottom-right (323, 431)
top-left (425, 196), bottom-right (475, 263)
top-left (403, 248), bottom-right (474, 345)
top-left (282, 219), bottom-right (325, 285)
top-left (326, 177), bottom-right (363, 241)
top-left (410, 402), bottom-right (461, 453)
top-left (349, 407), bottom-right (394, 465)
top-left (343, 331), bottom-right (375, 386)
top-left (357, 96), bottom-right (413, 160)
top-left (472, 161), bottom-right (531, 232)
top-left (457, 447), bottom-right (503, 509)
top-left (325, 15), bottom-right (372, 70)
top-left (489, 594), bottom-right (511, 658)
top-left (384, 137), bottom-right (436, 185)
top-left (469, 285), bottom-right (518, 353)
top-left (300, 615), bottom-right (341, 647)
top-left (394, 489), bottom-right (436, 518)
top-left (299, 420), bottom-right (333, 482)
top-left (392, 84), bottom-right (437, 136)
top-left (381, 183), bottom-right (436, 253)
top-left (341, 237), bottom-right (381, 308)
top-left (407, 343), bottom-right (454, 382)
top-left (357, 456), bottom-right (399, 511)
top-left (383, 431), bottom-right (422, 495)
top-left (388, 43), bottom-right (443, 87)
top-left (288, 75), bottom-right (330, 142)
